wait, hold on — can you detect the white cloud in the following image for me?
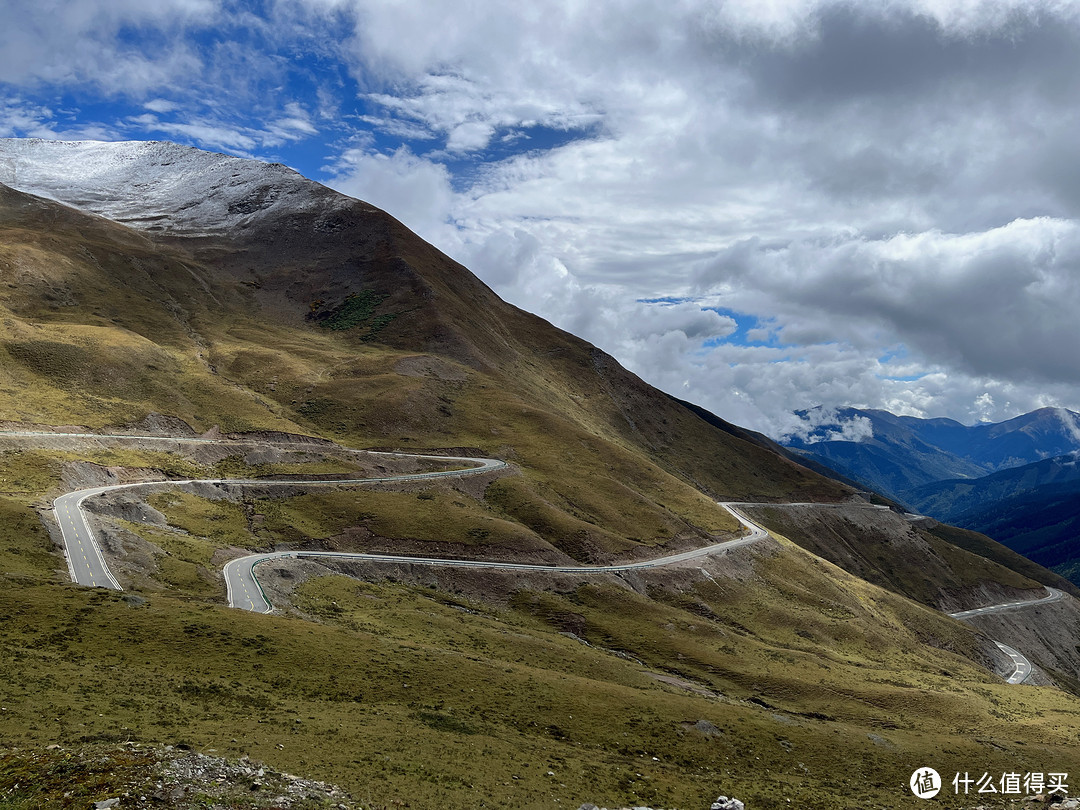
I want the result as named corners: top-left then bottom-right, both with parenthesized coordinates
top-left (144, 99), bottom-right (181, 113)
top-left (147, 121), bottom-right (259, 153)
top-left (0, 97), bottom-right (58, 138)
top-left (446, 121), bottom-right (495, 153)
top-left (263, 102), bottom-right (320, 145)
top-left (0, 0), bottom-right (214, 93)
top-left (777, 407), bottom-right (875, 445)
top-left (9, 0), bottom-right (1080, 437)
top-left (326, 146), bottom-right (457, 247)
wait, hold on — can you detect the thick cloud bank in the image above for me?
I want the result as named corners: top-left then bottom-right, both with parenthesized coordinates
top-left (5, 1), bottom-right (1080, 434)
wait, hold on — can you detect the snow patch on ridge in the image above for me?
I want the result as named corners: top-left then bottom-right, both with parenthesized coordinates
top-left (0, 138), bottom-right (349, 235)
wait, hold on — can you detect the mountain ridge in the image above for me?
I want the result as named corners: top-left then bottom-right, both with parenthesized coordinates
top-left (783, 404), bottom-right (1080, 498)
top-left (782, 405), bottom-right (1080, 587)
top-left (2, 138), bottom-right (1079, 808)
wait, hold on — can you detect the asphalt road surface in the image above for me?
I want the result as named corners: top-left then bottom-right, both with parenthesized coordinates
top-left (946, 587), bottom-right (1066, 684)
top-left (947, 586), bottom-right (1066, 619)
top-left (23, 430), bottom-right (1066, 687)
top-left (993, 642), bottom-right (1034, 684)
top-left (224, 502), bottom-right (768, 614)
top-left (52, 487), bottom-right (123, 590)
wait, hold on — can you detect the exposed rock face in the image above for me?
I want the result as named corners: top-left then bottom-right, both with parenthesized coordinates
top-left (0, 743), bottom-right (359, 809)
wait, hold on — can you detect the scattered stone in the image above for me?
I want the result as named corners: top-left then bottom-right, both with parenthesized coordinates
top-left (866, 733), bottom-right (894, 748)
top-left (575, 795), bottom-right (747, 810)
top-left (3, 742), bottom-right (363, 809)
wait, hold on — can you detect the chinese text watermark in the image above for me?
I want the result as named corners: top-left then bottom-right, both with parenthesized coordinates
top-left (910, 769), bottom-right (1068, 799)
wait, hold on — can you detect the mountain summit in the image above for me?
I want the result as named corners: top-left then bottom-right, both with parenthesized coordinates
top-left (782, 405), bottom-right (1080, 497)
top-left (3, 138), bottom-right (1080, 809)
top-left (0, 138), bottom-right (346, 236)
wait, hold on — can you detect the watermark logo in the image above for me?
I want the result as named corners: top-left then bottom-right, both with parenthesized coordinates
top-left (907, 769), bottom-right (1069, 798)
top-left (910, 767), bottom-right (942, 799)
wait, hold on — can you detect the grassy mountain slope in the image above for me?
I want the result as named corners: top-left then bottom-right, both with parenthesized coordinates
top-left (2, 140), bottom-right (1080, 806)
top-left (734, 504), bottom-right (1075, 613)
top-left (953, 482), bottom-right (1080, 586)
top-left (5, 487), bottom-right (1080, 810)
top-left (903, 453), bottom-right (1080, 587)
top-left (920, 521), bottom-right (1080, 596)
top-left (0, 178), bottom-right (853, 565)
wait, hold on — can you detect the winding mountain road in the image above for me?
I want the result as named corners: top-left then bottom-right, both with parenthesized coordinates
top-left (948, 586), bottom-right (1066, 619)
top-left (732, 502), bottom-right (1057, 684)
top-left (14, 430), bottom-right (1064, 686)
top-left (943, 588), bottom-right (1066, 684)
top-left (224, 502), bottom-right (768, 613)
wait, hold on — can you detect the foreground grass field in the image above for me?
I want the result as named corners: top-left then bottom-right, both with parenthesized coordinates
top-left (3, 448), bottom-right (1080, 808)
top-left (2, 569), bottom-right (1080, 809)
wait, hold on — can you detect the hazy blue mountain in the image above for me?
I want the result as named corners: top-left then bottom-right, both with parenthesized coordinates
top-left (934, 409), bottom-right (1080, 470)
top-left (905, 453), bottom-right (1080, 586)
top-left (782, 406), bottom-right (1080, 506)
top-left (783, 407), bottom-right (986, 499)
top-left (784, 406), bottom-right (1080, 586)
top-left (904, 451), bottom-right (1080, 522)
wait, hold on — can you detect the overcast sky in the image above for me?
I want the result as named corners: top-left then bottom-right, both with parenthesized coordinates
top-left (3, 0), bottom-right (1080, 437)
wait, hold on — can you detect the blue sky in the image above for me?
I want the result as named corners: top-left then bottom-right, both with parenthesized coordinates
top-left (4, 0), bottom-right (1080, 438)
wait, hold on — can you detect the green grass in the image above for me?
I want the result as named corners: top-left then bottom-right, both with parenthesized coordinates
top-left (0, 743), bottom-right (361, 809)
top-left (0, 496), bottom-right (59, 579)
top-left (3, 436), bottom-right (1075, 807)
top-left (743, 505), bottom-right (1045, 609)
top-left (140, 468), bottom-right (734, 564)
top-left (256, 487), bottom-right (545, 551)
top-left (210, 454), bottom-right (365, 479)
top-left (1, 445), bottom-right (1079, 808)
top-left (146, 492), bottom-right (253, 549)
top-left (320, 290), bottom-right (388, 332)
top-left (0, 745), bottom-right (156, 810)
top-left (2, 573), bottom-right (1079, 810)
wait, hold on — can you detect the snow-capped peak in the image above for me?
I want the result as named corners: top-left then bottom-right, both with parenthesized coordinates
top-left (0, 138), bottom-right (345, 235)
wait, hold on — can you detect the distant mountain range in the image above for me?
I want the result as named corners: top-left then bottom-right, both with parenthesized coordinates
top-left (782, 406), bottom-right (1080, 585)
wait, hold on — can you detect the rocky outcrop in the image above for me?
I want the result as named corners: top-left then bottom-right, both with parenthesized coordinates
top-left (577, 794), bottom-right (745, 810)
top-left (0, 743), bottom-right (359, 809)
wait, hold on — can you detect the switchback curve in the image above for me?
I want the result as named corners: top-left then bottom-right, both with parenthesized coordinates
top-left (17, 430), bottom-right (1066, 686)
